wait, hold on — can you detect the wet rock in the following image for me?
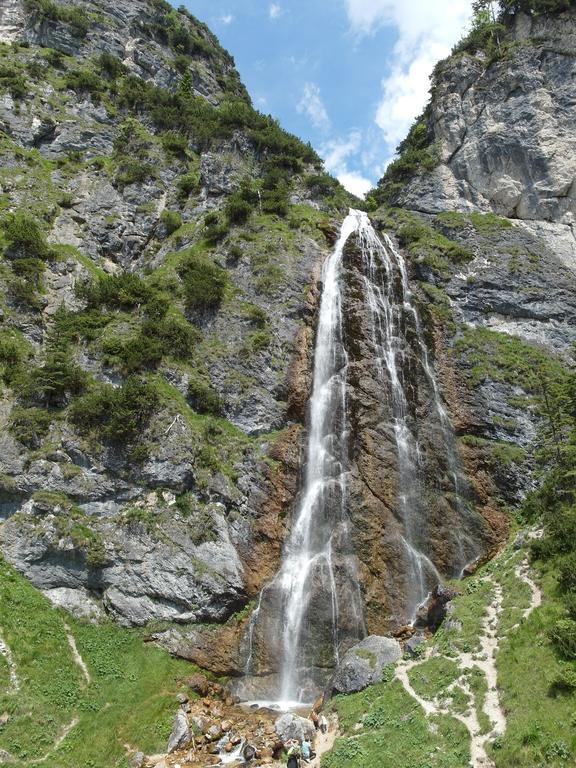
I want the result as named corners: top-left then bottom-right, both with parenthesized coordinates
top-left (415, 585), bottom-right (459, 632)
top-left (331, 635), bottom-right (402, 694)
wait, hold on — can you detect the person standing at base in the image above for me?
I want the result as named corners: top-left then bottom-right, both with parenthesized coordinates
top-left (287, 740), bottom-right (301, 768)
top-left (319, 713), bottom-right (328, 734)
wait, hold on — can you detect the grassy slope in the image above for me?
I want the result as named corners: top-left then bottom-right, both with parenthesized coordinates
top-left (0, 558), bottom-right (196, 767)
top-left (323, 539), bottom-right (576, 768)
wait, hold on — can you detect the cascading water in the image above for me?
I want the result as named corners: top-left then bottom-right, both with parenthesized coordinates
top-left (239, 209), bottom-right (481, 706)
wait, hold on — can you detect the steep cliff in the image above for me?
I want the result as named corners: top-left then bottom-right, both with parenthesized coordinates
top-left (372, 5), bottom-right (576, 522)
top-left (0, 0), bottom-right (353, 635)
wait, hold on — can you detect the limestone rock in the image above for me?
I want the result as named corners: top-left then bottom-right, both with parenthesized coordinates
top-left (274, 713), bottom-right (315, 744)
top-left (331, 636), bottom-right (402, 694)
top-left (43, 587), bottom-right (104, 623)
top-left (166, 710), bottom-right (190, 753)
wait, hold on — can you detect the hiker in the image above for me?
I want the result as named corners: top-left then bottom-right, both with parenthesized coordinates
top-left (301, 738), bottom-right (315, 763)
top-left (310, 709), bottom-right (319, 731)
top-left (287, 740), bottom-right (301, 768)
top-left (319, 713), bottom-right (328, 734)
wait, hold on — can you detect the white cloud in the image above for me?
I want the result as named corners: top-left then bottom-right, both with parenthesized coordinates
top-left (220, 14), bottom-right (234, 25)
top-left (297, 82), bottom-right (331, 132)
top-left (320, 132), bottom-right (372, 198)
top-left (337, 171), bottom-right (373, 198)
top-left (344, 0), bottom-right (473, 154)
top-left (269, 3), bottom-right (282, 19)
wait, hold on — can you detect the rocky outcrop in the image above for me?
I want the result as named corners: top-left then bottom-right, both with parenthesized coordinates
top-left (400, 10), bottom-right (576, 233)
top-left (331, 635), bottom-right (401, 694)
top-left (0, 0), bottom-right (330, 633)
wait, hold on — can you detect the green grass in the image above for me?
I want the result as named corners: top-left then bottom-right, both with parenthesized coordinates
top-left (435, 578), bottom-right (494, 655)
top-left (454, 326), bottom-right (566, 393)
top-left (325, 680), bottom-right (470, 768)
top-left (490, 567), bottom-right (576, 767)
top-left (0, 558), bottom-right (197, 767)
top-left (407, 657), bottom-right (462, 702)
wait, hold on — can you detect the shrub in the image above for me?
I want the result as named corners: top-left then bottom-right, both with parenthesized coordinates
top-left (0, 331), bottom-right (31, 386)
top-left (204, 212), bottom-right (229, 244)
top-left (70, 376), bottom-right (159, 444)
top-left (9, 406), bottom-right (52, 448)
top-left (161, 131), bottom-right (188, 156)
top-left (77, 272), bottom-right (152, 309)
top-left (187, 377), bottom-right (222, 415)
top-left (143, 316), bottom-right (198, 358)
top-left (225, 193), bottom-right (253, 224)
top-left (160, 209), bottom-right (182, 235)
top-left (24, 344), bottom-right (87, 407)
top-left (115, 333), bottom-right (163, 373)
top-left (0, 64), bottom-right (27, 100)
top-left (558, 554), bottom-right (576, 593)
top-left (373, 112), bottom-right (437, 205)
top-left (548, 619), bottom-right (576, 659)
top-left (177, 251), bottom-right (227, 312)
top-left (24, 0), bottom-right (90, 37)
top-left (177, 170), bottom-right (200, 198)
top-left (97, 52), bottom-right (126, 79)
top-left (115, 158), bottom-right (157, 188)
top-left (305, 173), bottom-right (339, 197)
top-left (2, 211), bottom-right (52, 261)
top-left (64, 68), bottom-right (104, 97)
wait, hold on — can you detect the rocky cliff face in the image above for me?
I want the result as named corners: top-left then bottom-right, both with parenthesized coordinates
top-left (1, 0), bottom-right (574, 692)
top-left (0, 0), bottom-right (342, 633)
top-left (373, 7), bottom-right (576, 555)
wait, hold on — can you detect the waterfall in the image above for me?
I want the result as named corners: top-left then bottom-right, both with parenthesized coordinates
top-left (239, 209), bottom-right (479, 706)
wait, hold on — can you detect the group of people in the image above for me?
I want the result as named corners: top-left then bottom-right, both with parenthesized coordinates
top-left (285, 712), bottom-right (328, 767)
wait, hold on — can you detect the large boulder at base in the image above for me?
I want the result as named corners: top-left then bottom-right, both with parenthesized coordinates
top-left (274, 713), bottom-right (315, 744)
top-left (331, 635), bottom-right (402, 694)
top-left (166, 710), bottom-right (190, 753)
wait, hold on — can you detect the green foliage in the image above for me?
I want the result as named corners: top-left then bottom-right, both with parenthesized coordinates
top-left (64, 68), bottom-right (105, 99)
top-left (372, 113), bottom-right (437, 205)
top-left (177, 169), bottom-right (200, 198)
top-left (96, 52), bottom-right (126, 80)
top-left (2, 211), bottom-right (53, 261)
top-left (77, 272), bottom-right (152, 310)
top-left (9, 406), bottom-right (52, 448)
top-left (160, 209), bottom-right (182, 235)
top-left (0, 63), bottom-right (27, 100)
top-left (23, 343), bottom-right (87, 407)
top-left (0, 328), bottom-right (32, 387)
top-left (548, 618), bottom-right (576, 659)
top-left (187, 377), bottom-right (222, 415)
top-left (160, 130), bottom-right (189, 156)
top-left (225, 192), bottom-right (254, 225)
top-left (391, 210), bottom-right (473, 278)
top-left (326, 680), bottom-right (470, 768)
top-left (70, 376), bottom-right (159, 444)
top-left (24, 0), bottom-right (90, 37)
top-left (113, 119), bottom-right (158, 188)
top-left (177, 249), bottom-right (228, 313)
top-left (454, 326), bottom-right (566, 393)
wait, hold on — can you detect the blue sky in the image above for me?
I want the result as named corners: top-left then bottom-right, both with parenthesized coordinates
top-left (183, 1), bottom-right (474, 196)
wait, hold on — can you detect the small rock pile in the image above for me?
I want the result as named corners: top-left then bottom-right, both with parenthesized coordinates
top-left (129, 673), bottom-right (317, 768)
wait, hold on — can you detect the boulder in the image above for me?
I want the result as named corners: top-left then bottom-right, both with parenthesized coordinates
top-left (331, 635), bottom-right (402, 694)
top-left (404, 633), bottom-right (426, 658)
top-left (274, 713), bottom-right (315, 744)
top-left (166, 710), bottom-right (190, 753)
